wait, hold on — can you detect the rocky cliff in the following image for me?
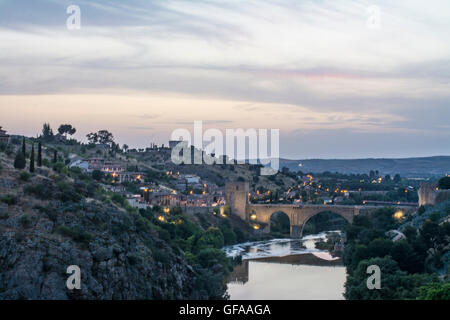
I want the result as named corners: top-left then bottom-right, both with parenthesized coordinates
top-left (0, 164), bottom-right (210, 300)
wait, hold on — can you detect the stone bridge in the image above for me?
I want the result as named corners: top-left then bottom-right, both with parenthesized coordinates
top-left (248, 203), bottom-right (361, 237)
top-left (225, 182), bottom-right (416, 238)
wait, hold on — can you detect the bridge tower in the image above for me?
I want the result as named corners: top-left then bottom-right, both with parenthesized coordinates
top-left (225, 182), bottom-right (249, 221)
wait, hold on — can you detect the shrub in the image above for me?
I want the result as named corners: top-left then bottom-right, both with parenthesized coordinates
top-left (56, 225), bottom-right (92, 246)
top-left (92, 170), bottom-right (104, 181)
top-left (25, 183), bottom-right (53, 200)
top-left (1, 195), bottom-right (17, 205)
top-left (438, 176), bottom-right (450, 190)
top-left (152, 248), bottom-right (170, 265)
top-left (127, 254), bottom-right (140, 265)
top-left (196, 227), bottom-right (225, 250)
top-left (14, 152), bottom-right (26, 169)
top-left (55, 181), bottom-right (83, 203)
top-left (196, 247), bottom-right (229, 269)
top-left (52, 162), bottom-right (68, 175)
top-left (111, 193), bottom-right (127, 206)
top-left (20, 215), bottom-right (32, 228)
top-left (35, 205), bottom-right (58, 222)
top-left (418, 206), bottom-right (426, 216)
top-left (42, 158), bottom-right (51, 167)
top-left (418, 282), bottom-right (450, 300)
top-left (19, 171), bottom-right (31, 182)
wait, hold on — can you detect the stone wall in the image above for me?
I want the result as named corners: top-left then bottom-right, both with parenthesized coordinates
top-left (419, 183), bottom-right (450, 206)
top-left (181, 206), bottom-right (214, 215)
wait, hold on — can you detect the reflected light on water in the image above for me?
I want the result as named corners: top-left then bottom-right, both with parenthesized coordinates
top-left (225, 232), bottom-right (345, 300)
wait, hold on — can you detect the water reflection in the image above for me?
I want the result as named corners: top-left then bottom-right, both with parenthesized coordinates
top-left (225, 232), bottom-right (346, 300)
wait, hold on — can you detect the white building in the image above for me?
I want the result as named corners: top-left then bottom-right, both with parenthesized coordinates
top-left (185, 174), bottom-right (200, 184)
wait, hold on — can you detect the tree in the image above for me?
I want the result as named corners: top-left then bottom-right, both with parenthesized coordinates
top-left (97, 130), bottom-right (114, 145)
top-left (37, 142), bottom-right (42, 167)
top-left (393, 174), bottom-right (401, 183)
top-left (14, 152), bottom-right (26, 169)
top-left (22, 137), bottom-right (26, 155)
top-left (92, 170), bottom-right (105, 181)
top-left (123, 144), bottom-right (129, 152)
top-left (438, 176), bottom-right (450, 190)
top-left (58, 124), bottom-right (76, 138)
top-left (29, 144), bottom-right (35, 173)
top-left (418, 282), bottom-right (450, 300)
top-left (53, 150), bottom-right (58, 163)
top-left (86, 132), bottom-right (99, 144)
top-left (196, 227), bottom-right (225, 250)
top-left (345, 256), bottom-right (436, 300)
top-left (41, 123), bottom-right (54, 141)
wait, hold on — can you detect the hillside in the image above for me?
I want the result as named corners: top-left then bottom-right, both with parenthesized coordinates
top-left (0, 150), bottom-right (244, 299)
top-left (280, 156), bottom-right (450, 178)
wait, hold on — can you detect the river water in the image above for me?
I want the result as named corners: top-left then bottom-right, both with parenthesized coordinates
top-left (224, 232), bottom-right (346, 300)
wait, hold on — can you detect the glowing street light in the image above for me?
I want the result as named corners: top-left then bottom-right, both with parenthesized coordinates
top-left (393, 211), bottom-right (404, 221)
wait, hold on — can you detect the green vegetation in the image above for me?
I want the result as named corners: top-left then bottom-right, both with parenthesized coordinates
top-left (56, 225), bottom-right (93, 247)
top-left (19, 171), bottom-right (31, 182)
top-left (438, 176), bottom-right (450, 190)
top-left (343, 206), bottom-right (450, 300)
top-left (133, 208), bottom-right (237, 298)
top-left (345, 256), bottom-right (438, 300)
top-left (29, 144), bottom-right (35, 173)
top-left (19, 215), bottom-right (32, 228)
top-left (13, 152), bottom-right (26, 169)
top-left (57, 124), bottom-right (76, 137)
top-left (37, 142), bottom-right (42, 167)
top-left (418, 282), bottom-right (450, 300)
top-left (1, 195), bottom-right (17, 206)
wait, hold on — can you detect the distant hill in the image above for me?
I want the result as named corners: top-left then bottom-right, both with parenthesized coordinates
top-left (279, 156), bottom-right (450, 178)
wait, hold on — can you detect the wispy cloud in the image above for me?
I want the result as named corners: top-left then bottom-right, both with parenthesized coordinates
top-left (0, 0), bottom-right (449, 157)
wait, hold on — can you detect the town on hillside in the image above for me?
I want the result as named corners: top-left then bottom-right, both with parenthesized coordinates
top-left (1, 123), bottom-right (449, 227)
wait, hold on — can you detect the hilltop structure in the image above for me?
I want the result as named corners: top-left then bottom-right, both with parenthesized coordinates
top-left (0, 126), bottom-right (10, 144)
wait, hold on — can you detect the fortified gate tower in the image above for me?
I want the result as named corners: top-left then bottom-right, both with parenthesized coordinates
top-left (225, 182), bottom-right (249, 221)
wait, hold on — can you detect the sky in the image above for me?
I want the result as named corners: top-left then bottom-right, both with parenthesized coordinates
top-left (0, 0), bottom-right (449, 159)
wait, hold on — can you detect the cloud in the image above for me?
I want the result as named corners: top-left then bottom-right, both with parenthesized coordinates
top-left (0, 0), bottom-right (449, 157)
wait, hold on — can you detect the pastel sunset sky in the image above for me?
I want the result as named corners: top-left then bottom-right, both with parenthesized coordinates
top-left (0, 0), bottom-right (449, 159)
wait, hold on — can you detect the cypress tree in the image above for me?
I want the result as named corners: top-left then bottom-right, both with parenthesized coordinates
top-left (22, 137), bottom-right (26, 155)
top-left (37, 142), bottom-right (42, 167)
top-left (53, 150), bottom-right (58, 163)
top-left (29, 144), bottom-right (35, 173)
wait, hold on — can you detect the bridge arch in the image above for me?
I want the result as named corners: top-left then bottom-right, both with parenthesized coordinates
top-left (299, 210), bottom-right (351, 238)
top-left (269, 211), bottom-right (291, 236)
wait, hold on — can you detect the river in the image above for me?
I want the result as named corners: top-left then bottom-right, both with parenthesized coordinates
top-left (224, 232), bottom-right (346, 300)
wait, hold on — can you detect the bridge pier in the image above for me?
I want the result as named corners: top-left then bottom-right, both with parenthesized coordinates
top-left (290, 225), bottom-right (303, 238)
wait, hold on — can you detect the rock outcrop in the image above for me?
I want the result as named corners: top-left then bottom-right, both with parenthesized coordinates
top-left (0, 171), bottom-right (202, 300)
